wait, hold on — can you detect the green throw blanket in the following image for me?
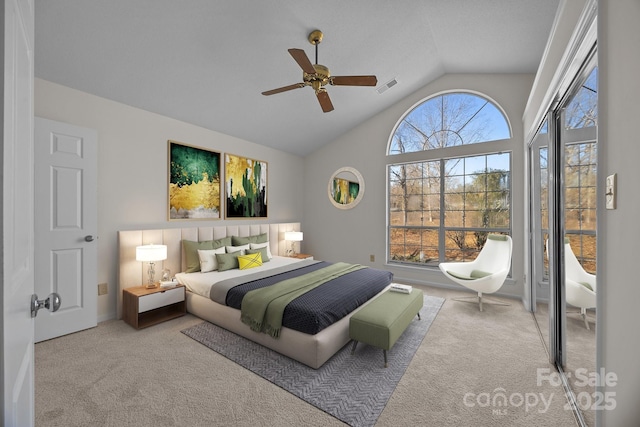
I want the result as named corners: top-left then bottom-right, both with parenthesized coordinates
top-left (241, 262), bottom-right (365, 338)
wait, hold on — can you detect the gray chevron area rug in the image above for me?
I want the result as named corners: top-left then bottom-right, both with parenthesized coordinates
top-left (181, 294), bottom-right (444, 427)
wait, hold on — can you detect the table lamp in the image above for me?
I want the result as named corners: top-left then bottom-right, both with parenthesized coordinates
top-left (136, 244), bottom-right (167, 288)
top-left (284, 231), bottom-right (303, 255)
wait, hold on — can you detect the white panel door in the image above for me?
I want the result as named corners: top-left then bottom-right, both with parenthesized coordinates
top-left (34, 118), bottom-right (98, 342)
top-left (3, 0), bottom-right (35, 424)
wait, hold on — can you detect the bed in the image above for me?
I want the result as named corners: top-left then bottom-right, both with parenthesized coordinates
top-left (118, 223), bottom-right (393, 368)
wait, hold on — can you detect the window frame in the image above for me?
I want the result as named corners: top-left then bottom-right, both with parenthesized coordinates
top-left (386, 90), bottom-right (513, 268)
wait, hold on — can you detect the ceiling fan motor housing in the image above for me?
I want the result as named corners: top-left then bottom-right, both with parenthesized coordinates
top-left (304, 64), bottom-right (330, 92)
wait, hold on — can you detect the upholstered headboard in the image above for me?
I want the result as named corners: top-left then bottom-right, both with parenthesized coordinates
top-left (117, 222), bottom-right (301, 319)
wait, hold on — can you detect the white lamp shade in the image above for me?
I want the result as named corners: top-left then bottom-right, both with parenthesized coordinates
top-left (136, 244), bottom-right (167, 262)
top-left (285, 231), bottom-right (303, 242)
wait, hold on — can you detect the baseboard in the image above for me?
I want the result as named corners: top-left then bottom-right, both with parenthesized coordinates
top-left (97, 312), bottom-right (117, 323)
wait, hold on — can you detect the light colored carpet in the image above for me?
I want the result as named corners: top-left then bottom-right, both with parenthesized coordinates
top-left (181, 295), bottom-right (444, 427)
top-left (533, 302), bottom-right (596, 426)
top-left (35, 285), bottom-right (578, 426)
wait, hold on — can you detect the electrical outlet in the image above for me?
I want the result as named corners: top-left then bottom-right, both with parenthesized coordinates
top-left (370, 254), bottom-right (375, 262)
top-left (98, 282), bottom-right (108, 295)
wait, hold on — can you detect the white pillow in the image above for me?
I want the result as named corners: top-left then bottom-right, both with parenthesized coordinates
top-left (225, 244), bottom-right (250, 256)
top-left (197, 247), bottom-right (226, 273)
top-left (250, 242), bottom-right (273, 260)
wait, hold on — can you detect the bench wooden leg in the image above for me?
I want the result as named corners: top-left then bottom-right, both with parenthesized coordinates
top-left (383, 350), bottom-right (388, 368)
top-left (417, 312), bottom-right (421, 320)
top-left (351, 340), bottom-right (358, 355)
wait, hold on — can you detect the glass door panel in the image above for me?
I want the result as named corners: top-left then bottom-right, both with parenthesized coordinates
top-left (529, 119), bottom-right (550, 353)
top-left (559, 64), bottom-right (597, 426)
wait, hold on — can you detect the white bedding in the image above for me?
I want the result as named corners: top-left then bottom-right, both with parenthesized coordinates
top-left (175, 255), bottom-right (306, 298)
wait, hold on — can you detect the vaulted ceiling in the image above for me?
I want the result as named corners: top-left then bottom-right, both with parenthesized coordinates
top-left (35, 1), bottom-right (560, 156)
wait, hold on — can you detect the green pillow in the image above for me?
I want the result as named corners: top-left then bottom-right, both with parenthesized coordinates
top-left (182, 237), bottom-right (232, 273)
top-left (216, 252), bottom-right (240, 271)
top-left (254, 233), bottom-right (268, 244)
top-left (231, 236), bottom-right (251, 246)
top-left (579, 281), bottom-right (594, 292)
top-left (247, 247), bottom-right (270, 262)
top-left (211, 236), bottom-right (232, 249)
top-left (231, 233), bottom-right (268, 246)
top-left (471, 270), bottom-right (491, 278)
top-left (183, 240), bottom-right (215, 273)
top-left (487, 234), bottom-right (508, 241)
top-left (446, 269), bottom-right (491, 280)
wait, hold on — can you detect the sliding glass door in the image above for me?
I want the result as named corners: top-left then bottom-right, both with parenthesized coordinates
top-left (529, 119), bottom-right (550, 353)
top-left (529, 53), bottom-right (597, 427)
top-left (559, 62), bottom-right (598, 426)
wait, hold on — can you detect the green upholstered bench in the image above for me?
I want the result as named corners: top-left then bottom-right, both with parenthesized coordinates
top-left (349, 288), bottom-right (423, 367)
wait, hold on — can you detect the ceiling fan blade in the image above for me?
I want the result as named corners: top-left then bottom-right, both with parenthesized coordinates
top-left (331, 75), bottom-right (378, 86)
top-left (316, 90), bottom-right (334, 113)
top-left (288, 48), bottom-right (316, 75)
top-left (261, 83), bottom-right (305, 96)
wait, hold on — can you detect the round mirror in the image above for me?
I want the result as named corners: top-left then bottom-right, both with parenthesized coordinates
top-left (328, 167), bottom-right (365, 209)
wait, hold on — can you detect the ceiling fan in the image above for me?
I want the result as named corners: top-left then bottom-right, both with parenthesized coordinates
top-left (261, 30), bottom-right (377, 113)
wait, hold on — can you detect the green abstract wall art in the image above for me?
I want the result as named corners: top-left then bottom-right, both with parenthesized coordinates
top-left (225, 153), bottom-right (268, 218)
top-left (332, 177), bottom-right (359, 205)
top-left (168, 140), bottom-right (221, 220)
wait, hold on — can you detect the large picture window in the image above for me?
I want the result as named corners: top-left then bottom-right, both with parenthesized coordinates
top-left (387, 92), bottom-right (512, 267)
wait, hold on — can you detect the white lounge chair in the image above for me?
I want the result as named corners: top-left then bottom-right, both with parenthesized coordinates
top-left (439, 234), bottom-right (513, 311)
top-left (565, 240), bottom-right (596, 330)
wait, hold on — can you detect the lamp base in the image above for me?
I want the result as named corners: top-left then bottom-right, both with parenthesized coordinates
top-left (145, 262), bottom-right (158, 289)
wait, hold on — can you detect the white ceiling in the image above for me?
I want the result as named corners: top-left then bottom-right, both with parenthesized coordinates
top-left (35, 1), bottom-right (560, 157)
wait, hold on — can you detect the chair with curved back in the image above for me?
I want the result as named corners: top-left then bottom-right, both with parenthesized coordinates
top-left (439, 234), bottom-right (513, 311)
top-left (564, 239), bottom-right (596, 330)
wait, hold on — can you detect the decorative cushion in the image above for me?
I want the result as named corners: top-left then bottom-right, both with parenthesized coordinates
top-left (226, 244), bottom-right (250, 256)
top-left (232, 233), bottom-right (268, 246)
top-left (249, 242), bottom-right (272, 260)
top-left (197, 247), bottom-right (226, 273)
top-left (182, 237), bottom-right (233, 273)
top-left (246, 247), bottom-right (270, 263)
top-left (579, 281), bottom-right (594, 292)
top-left (216, 253), bottom-right (240, 272)
top-left (446, 269), bottom-right (492, 281)
top-left (238, 252), bottom-right (263, 270)
top-left (211, 236), bottom-right (232, 249)
top-left (487, 234), bottom-right (508, 241)
top-left (183, 240), bottom-right (215, 273)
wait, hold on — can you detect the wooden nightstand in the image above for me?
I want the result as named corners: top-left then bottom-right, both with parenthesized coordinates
top-left (123, 285), bottom-right (186, 329)
top-left (290, 253), bottom-right (313, 260)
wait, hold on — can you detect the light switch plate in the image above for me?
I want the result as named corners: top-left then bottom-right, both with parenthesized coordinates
top-left (605, 173), bottom-right (617, 210)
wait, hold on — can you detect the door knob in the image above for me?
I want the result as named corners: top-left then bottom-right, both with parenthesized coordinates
top-left (31, 293), bottom-right (61, 318)
top-left (84, 235), bottom-right (95, 242)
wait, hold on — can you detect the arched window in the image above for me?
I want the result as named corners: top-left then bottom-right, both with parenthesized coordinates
top-left (389, 92), bottom-right (511, 154)
top-left (387, 92), bottom-right (512, 266)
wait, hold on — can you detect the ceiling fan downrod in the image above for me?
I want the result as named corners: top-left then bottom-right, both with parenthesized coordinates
top-left (308, 29), bottom-right (323, 65)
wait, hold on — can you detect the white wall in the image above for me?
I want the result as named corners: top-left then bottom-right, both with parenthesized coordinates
top-left (303, 73), bottom-right (533, 299)
top-left (523, 0), bottom-right (588, 135)
top-left (598, 1), bottom-right (640, 424)
top-left (35, 79), bottom-right (305, 322)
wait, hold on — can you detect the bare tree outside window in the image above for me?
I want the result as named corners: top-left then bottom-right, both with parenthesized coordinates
top-left (388, 92), bottom-right (512, 266)
top-left (563, 67), bottom-right (598, 273)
